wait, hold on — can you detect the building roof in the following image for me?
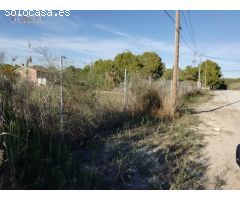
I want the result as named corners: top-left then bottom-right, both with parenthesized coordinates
top-left (15, 65), bottom-right (48, 73)
top-left (31, 66), bottom-right (48, 72)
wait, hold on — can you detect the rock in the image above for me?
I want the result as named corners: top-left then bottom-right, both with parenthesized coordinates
top-left (214, 127), bottom-right (221, 132)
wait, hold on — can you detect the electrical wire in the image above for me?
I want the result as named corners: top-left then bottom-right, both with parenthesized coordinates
top-left (182, 11), bottom-right (197, 51)
top-left (203, 54), bottom-right (240, 64)
top-left (187, 11), bottom-right (198, 51)
top-left (162, 10), bottom-right (196, 54)
top-left (163, 10), bottom-right (175, 23)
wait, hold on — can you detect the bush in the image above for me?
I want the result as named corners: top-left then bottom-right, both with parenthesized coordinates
top-left (128, 77), bottom-right (162, 116)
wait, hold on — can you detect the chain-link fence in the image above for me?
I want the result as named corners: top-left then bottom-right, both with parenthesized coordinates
top-left (96, 74), bottom-right (198, 117)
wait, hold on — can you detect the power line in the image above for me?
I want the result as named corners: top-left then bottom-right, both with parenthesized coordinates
top-left (180, 35), bottom-right (195, 53)
top-left (64, 57), bottom-right (92, 68)
top-left (162, 10), bottom-right (195, 54)
top-left (187, 11), bottom-right (198, 51)
top-left (163, 10), bottom-right (175, 23)
top-left (182, 11), bottom-right (197, 51)
top-left (171, 10), bottom-right (180, 115)
top-left (203, 54), bottom-right (240, 64)
top-left (67, 57), bottom-right (89, 63)
top-left (165, 13), bottom-right (207, 104)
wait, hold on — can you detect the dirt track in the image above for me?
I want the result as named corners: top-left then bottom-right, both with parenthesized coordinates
top-left (196, 90), bottom-right (240, 189)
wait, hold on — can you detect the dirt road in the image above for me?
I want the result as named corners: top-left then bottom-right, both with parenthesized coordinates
top-left (196, 90), bottom-right (240, 189)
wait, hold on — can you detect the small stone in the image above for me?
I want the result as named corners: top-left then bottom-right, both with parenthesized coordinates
top-left (214, 127), bottom-right (221, 132)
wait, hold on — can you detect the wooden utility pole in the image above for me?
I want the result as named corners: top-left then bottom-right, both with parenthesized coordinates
top-left (171, 10), bottom-right (180, 115)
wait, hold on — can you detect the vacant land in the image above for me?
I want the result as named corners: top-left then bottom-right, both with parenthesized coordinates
top-left (0, 77), bottom-right (209, 189)
top-left (73, 112), bottom-right (206, 189)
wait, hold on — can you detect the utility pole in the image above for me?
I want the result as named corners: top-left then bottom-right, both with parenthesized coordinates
top-left (60, 55), bottom-right (66, 140)
top-left (197, 53), bottom-right (202, 89)
top-left (171, 10), bottom-right (180, 115)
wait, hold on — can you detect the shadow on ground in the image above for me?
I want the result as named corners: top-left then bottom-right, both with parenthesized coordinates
top-left (71, 112), bottom-right (208, 189)
top-left (194, 100), bottom-right (240, 114)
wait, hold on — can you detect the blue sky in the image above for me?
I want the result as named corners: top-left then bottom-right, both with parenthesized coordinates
top-left (1, 10), bottom-right (240, 77)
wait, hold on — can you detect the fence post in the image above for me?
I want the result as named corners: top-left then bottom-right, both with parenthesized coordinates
top-left (60, 55), bottom-right (66, 141)
top-left (149, 75), bottom-right (152, 85)
top-left (123, 69), bottom-right (127, 118)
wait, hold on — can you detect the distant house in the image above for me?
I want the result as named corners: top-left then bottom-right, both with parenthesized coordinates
top-left (15, 66), bottom-right (48, 86)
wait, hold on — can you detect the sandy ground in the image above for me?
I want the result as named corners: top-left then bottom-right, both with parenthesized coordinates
top-left (196, 90), bottom-right (240, 189)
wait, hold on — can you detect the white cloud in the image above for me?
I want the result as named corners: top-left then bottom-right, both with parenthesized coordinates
top-left (0, 22), bottom-right (197, 67)
top-left (0, 34), bottom-right (176, 62)
top-left (3, 27), bottom-right (240, 77)
top-left (93, 24), bottom-right (130, 37)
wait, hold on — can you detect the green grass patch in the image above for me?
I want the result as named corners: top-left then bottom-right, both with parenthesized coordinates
top-left (181, 90), bottom-right (213, 105)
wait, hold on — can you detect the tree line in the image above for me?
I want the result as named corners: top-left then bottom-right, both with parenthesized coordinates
top-left (65, 52), bottom-right (224, 90)
top-left (163, 59), bottom-right (224, 89)
top-left (0, 51), bottom-right (224, 89)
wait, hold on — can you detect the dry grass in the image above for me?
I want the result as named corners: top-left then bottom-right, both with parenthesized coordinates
top-left (0, 149), bottom-right (3, 167)
top-left (214, 175), bottom-right (226, 190)
top-left (228, 82), bottom-right (240, 90)
top-left (97, 77), bottom-right (198, 118)
top-left (0, 75), bottom-right (204, 189)
top-left (74, 113), bottom-right (206, 189)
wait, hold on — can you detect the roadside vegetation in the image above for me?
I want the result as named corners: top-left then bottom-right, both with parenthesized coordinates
top-left (0, 50), bottom-right (215, 189)
top-left (222, 78), bottom-right (240, 90)
top-left (181, 90), bottom-right (213, 106)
